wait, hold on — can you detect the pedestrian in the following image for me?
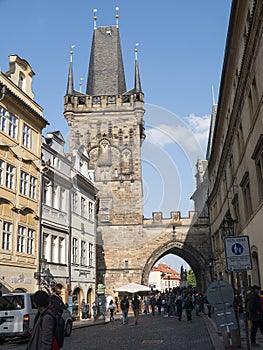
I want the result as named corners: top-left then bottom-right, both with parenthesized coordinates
top-left (149, 295), bottom-right (156, 316)
top-left (120, 295), bottom-right (129, 325)
top-left (80, 299), bottom-right (87, 320)
top-left (156, 295), bottom-right (162, 315)
top-left (114, 296), bottom-right (119, 313)
top-left (108, 299), bottom-right (115, 321)
top-left (50, 287), bottom-right (64, 317)
top-left (184, 294), bottom-right (194, 321)
top-left (194, 293), bottom-right (201, 316)
top-left (162, 294), bottom-right (168, 317)
top-left (248, 285), bottom-right (263, 347)
top-left (260, 290), bottom-right (263, 312)
top-left (144, 296), bottom-right (149, 314)
top-left (132, 295), bottom-right (140, 325)
top-left (176, 294), bottom-right (183, 321)
top-left (26, 290), bottom-right (55, 350)
top-left (92, 301), bottom-right (97, 320)
top-left (85, 302), bottom-right (90, 319)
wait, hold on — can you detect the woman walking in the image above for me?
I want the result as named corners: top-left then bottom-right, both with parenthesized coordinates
top-left (184, 294), bottom-right (194, 321)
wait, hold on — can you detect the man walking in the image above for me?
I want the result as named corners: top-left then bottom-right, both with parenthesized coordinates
top-left (249, 285), bottom-right (263, 347)
top-left (132, 295), bottom-right (140, 325)
top-left (120, 295), bottom-right (129, 325)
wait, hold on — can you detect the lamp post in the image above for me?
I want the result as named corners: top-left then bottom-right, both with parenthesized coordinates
top-left (220, 210), bottom-right (238, 239)
top-left (219, 210), bottom-right (238, 287)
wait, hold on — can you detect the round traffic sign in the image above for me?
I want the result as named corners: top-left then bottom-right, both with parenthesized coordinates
top-left (206, 280), bottom-right (234, 307)
top-left (231, 243), bottom-right (243, 255)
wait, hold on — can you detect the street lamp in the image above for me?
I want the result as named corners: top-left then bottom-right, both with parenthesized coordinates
top-left (220, 209), bottom-right (238, 239)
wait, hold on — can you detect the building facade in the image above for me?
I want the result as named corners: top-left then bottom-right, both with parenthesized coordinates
top-left (0, 55), bottom-right (48, 293)
top-left (68, 145), bottom-right (97, 318)
top-left (207, 0), bottom-right (263, 288)
top-left (149, 263), bottom-right (180, 291)
top-left (41, 131), bottom-right (97, 317)
top-left (41, 131), bottom-right (72, 299)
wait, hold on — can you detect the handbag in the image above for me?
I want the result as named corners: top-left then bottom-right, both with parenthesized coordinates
top-left (52, 335), bottom-right (59, 350)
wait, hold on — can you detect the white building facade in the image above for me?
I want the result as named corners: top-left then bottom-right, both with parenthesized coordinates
top-left (41, 133), bottom-right (97, 319)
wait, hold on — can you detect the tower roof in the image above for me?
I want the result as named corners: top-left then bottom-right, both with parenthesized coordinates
top-left (86, 26), bottom-right (127, 96)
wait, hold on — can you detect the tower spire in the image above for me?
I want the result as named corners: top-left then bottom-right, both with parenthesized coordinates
top-left (86, 22), bottom-right (126, 95)
top-left (134, 43), bottom-right (142, 93)
top-left (66, 45), bottom-right (75, 95)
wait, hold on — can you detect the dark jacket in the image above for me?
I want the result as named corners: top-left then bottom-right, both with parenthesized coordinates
top-left (184, 298), bottom-right (194, 311)
top-left (132, 298), bottom-right (140, 310)
top-left (27, 309), bottom-right (54, 350)
top-left (120, 298), bottom-right (129, 310)
top-left (249, 291), bottom-right (263, 322)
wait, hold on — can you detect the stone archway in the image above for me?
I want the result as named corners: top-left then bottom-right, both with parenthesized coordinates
top-left (141, 240), bottom-right (210, 292)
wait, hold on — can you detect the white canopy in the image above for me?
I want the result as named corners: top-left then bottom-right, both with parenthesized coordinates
top-left (114, 282), bottom-right (151, 294)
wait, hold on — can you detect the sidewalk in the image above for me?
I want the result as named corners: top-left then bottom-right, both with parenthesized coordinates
top-left (73, 314), bottom-right (122, 330)
top-left (203, 314), bottom-right (263, 349)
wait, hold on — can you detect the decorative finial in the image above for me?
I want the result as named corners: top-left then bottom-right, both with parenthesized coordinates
top-left (93, 8), bottom-right (97, 29)
top-left (70, 45), bottom-right (75, 63)
top-left (79, 77), bottom-right (83, 93)
top-left (134, 43), bottom-right (139, 60)
top-left (115, 6), bottom-right (119, 28)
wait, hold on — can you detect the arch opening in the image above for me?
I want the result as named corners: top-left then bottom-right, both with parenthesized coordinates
top-left (142, 241), bottom-right (210, 292)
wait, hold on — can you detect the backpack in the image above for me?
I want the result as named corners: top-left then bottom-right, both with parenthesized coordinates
top-left (41, 310), bottom-right (65, 349)
top-left (121, 299), bottom-right (128, 310)
top-left (50, 294), bottom-right (64, 316)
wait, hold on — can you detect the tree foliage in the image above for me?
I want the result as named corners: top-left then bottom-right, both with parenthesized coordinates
top-left (187, 269), bottom-right (196, 286)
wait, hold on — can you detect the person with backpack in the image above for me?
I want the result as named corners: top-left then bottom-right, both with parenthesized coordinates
top-left (26, 290), bottom-right (54, 350)
top-left (120, 295), bottom-right (129, 325)
top-left (49, 288), bottom-right (65, 349)
top-left (50, 287), bottom-right (64, 316)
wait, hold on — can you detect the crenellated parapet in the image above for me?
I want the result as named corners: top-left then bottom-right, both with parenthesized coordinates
top-left (143, 211), bottom-right (208, 227)
top-left (64, 92), bottom-right (144, 113)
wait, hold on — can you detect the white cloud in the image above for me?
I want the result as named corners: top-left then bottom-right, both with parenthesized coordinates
top-left (146, 113), bottom-right (210, 156)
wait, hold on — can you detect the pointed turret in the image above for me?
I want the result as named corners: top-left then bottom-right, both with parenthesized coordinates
top-left (134, 44), bottom-right (142, 93)
top-left (66, 46), bottom-right (74, 96)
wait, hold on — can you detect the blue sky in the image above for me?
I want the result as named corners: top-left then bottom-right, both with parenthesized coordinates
top-left (0, 0), bottom-right (231, 271)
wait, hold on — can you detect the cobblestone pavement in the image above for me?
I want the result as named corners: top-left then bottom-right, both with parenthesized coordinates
top-left (66, 314), bottom-right (217, 350)
top-left (0, 314), bottom-right (220, 350)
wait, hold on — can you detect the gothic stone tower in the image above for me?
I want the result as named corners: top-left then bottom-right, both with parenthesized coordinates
top-left (64, 17), bottom-right (146, 293)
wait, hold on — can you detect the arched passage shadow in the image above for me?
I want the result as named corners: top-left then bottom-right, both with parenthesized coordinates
top-left (141, 240), bottom-right (210, 292)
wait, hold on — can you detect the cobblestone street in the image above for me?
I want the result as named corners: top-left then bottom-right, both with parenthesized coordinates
top-left (0, 314), bottom-right (222, 350)
top-left (65, 315), bottom-right (216, 350)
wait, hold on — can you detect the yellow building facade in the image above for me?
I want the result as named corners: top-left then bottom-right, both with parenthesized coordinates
top-left (0, 55), bottom-right (48, 293)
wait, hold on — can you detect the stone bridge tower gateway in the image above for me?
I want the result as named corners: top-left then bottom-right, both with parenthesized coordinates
top-left (64, 12), bottom-right (212, 294)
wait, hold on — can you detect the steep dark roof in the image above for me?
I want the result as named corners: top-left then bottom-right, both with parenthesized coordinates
top-left (86, 26), bottom-right (127, 96)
